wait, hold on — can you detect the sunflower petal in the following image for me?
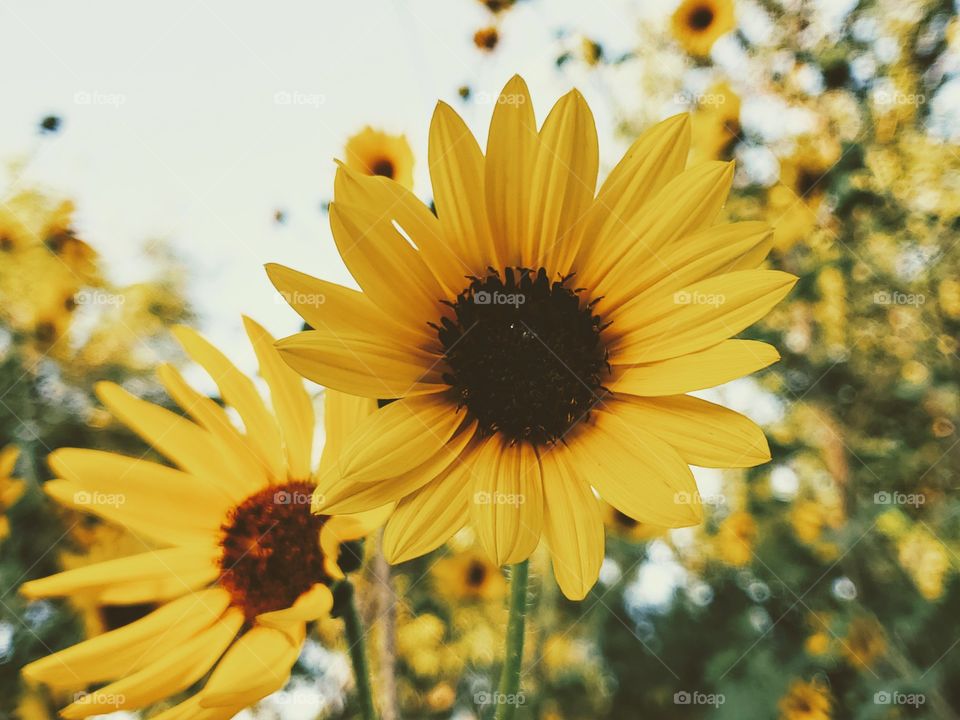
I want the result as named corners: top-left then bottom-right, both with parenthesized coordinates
top-left (571, 410), bottom-right (701, 527)
top-left (610, 270), bottom-right (797, 364)
top-left (340, 395), bottom-right (465, 483)
top-left (529, 89), bottom-right (598, 274)
top-left (611, 340), bottom-right (780, 396)
top-left (381, 444), bottom-right (476, 563)
top-left (471, 436), bottom-right (544, 566)
top-left (243, 317), bottom-right (315, 480)
top-left (485, 75), bottom-right (539, 268)
top-left (257, 584), bottom-right (333, 627)
top-left (172, 325), bottom-right (285, 482)
top-left (58, 608), bottom-right (243, 719)
top-left (275, 330), bottom-right (446, 399)
top-left (429, 101), bottom-right (496, 277)
top-left (615, 395), bottom-right (771, 467)
top-left (540, 445), bottom-right (604, 600)
top-left (199, 624), bottom-right (305, 708)
top-left (330, 201), bottom-right (446, 336)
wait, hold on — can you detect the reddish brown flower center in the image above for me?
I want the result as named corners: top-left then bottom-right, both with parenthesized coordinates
top-left (218, 481), bottom-right (331, 619)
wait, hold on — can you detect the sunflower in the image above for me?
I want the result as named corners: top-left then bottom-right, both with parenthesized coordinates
top-left (671, 0), bottom-right (735, 58)
top-left (20, 318), bottom-right (386, 719)
top-left (344, 126), bottom-right (415, 189)
top-left (778, 679), bottom-right (831, 720)
top-left (432, 548), bottom-right (507, 601)
top-left (270, 75), bottom-right (795, 601)
top-left (0, 445), bottom-right (25, 542)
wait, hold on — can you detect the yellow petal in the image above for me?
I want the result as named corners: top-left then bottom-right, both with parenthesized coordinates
top-left (529, 89), bottom-right (598, 274)
top-left (611, 340), bottom-right (780, 396)
top-left (172, 326), bottom-right (286, 483)
top-left (334, 161), bottom-right (468, 298)
top-left (429, 101), bottom-right (496, 278)
top-left (573, 114), bottom-right (690, 284)
top-left (21, 547), bottom-right (218, 601)
top-left (0, 445), bottom-right (19, 476)
top-left (257, 583), bottom-right (333, 627)
top-left (340, 395), bottom-right (465, 484)
top-left (604, 221), bottom-right (773, 320)
top-left (381, 442), bottom-right (479, 563)
top-left (588, 161), bottom-right (735, 312)
top-left (199, 624), bottom-right (305, 708)
top-left (470, 436), bottom-right (544, 566)
top-left (570, 410), bottom-right (701, 527)
top-left (157, 364), bottom-right (267, 494)
top-left (276, 329), bottom-right (447, 399)
top-left (94, 382), bottom-right (244, 500)
top-left (330, 201), bottom-right (446, 336)
top-left (58, 608), bottom-right (243, 718)
top-left (485, 75), bottom-right (539, 268)
top-left (615, 395), bottom-right (771, 468)
top-left (265, 262), bottom-right (426, 347)
top-left (317, 419), bottom-right (477, 515)
top-left (22, 588), bottom-right (231, 690)
top-left (243, 316), bottom-right (315, 480)
top-left (147, 695), bottom-right (243, 720)
top-left (540, 445), bottom-right (604, 600)
top-left (610, 270), bottom-right (798, 364)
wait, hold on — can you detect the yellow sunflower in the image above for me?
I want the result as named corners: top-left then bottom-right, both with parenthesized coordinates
top-left (671, 0), bottom-right (735, 58)
top-left (20, 318), bottom-right (386, 719)
top-left (778, 678), bottom-right (832, 720)
top-left (270, 75), bottom-right (794, 601)
top-left (432, 548), bottom-right (507, 601)
top-left (0, 445), bottom-right (26, 541)
top-left (344, 126), bottom-right (415, 190)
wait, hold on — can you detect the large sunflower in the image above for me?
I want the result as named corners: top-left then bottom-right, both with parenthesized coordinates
top-left (269, 75), bottom-right (795, 600)
top-left (20, 318), bottom-right (385, 719)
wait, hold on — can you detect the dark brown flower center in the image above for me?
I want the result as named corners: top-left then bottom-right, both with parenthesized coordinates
top-left (689, 5), bottom-right (715, 30)
top-left (219, 481), bottom-right (331, 619)
top-left (467, 559), bottom-right (488, 588)
top-left (435, 267), bottom-right (609, 446)
top-left (371, 158), bottom-right (395, 179)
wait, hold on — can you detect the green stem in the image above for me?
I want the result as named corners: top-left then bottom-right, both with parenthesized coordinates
top-left (341, 580), bottom-right (379, 720)
top-left (494, 560), bottom-right (529, 720)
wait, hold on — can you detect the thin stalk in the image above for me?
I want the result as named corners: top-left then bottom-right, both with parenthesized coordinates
top-left (494, 559), bottom-right (530, 720)
top-left (341, 580), bottom-right (379, 720)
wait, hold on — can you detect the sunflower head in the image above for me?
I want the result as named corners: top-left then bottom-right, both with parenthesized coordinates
top-left (19, 318), bottom-right (387, 718)
top-left (778, 678), bottom-right (832, 720)
top-left (271, 75), bottom-right (794, 601)
top-left (344, 126), bottom-right (415, 189)
top-left (671, 0), bottom-right (735, 58)
top-left (432, 549), bottom-right (507, 601)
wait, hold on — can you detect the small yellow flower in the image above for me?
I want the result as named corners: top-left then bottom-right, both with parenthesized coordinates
top-left (432, 549), bottom-right (507, 601)
top-left (0, 445), bottom-right (26, 542)
top-left (344, 126), bottom-right (415, 189)
top-left (897, 526), bottom-right (951, 600)
top-left (474, 26), bottom-right (500, 52)
top-left (841, 616), bottom-right (886, 670)
top-left (778, 678), bottom-right (832, 720)
top-left (714, 510), bottom-right (757, 566)
top-left (804, 631), bottom-right (831, 656)
top-left (671, 0), bottom-right (735, 58)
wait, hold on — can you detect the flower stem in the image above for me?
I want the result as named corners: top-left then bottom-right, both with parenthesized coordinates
top-left (341, 580), bottom-right (379, 720)
top-left (494, 559), bottom-right (529, 720)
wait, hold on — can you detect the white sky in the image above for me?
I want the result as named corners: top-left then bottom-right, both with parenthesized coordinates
top-left (1, 0), bottom-right (655, 376)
